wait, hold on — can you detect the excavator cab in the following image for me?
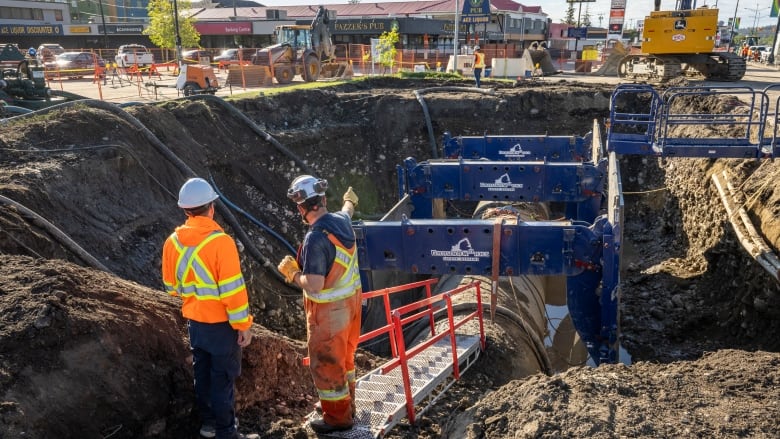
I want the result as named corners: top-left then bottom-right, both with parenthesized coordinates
top-left (278, 27), bottom-right (311, 52)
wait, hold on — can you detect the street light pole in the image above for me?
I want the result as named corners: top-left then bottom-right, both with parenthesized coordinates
top-left (172, 0), bottom-right (182, 67)
top-left (728, 0), bottom-right (740, 51)
top-left (454, 0), bottom-right (459, 73)
top-left (97, 0), bottom-right (109, 49)
top-left (744, 3), bottom-right (761, 35)
top-left (770, 13), bottom-right (780, 64)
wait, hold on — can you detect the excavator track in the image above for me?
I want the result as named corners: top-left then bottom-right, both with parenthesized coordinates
top-left (707, 51), bottom-right (746, 81)
top-left (618, 55), bottom-right (681, 83)
top-left (618, 51), bottom-right (746, 83)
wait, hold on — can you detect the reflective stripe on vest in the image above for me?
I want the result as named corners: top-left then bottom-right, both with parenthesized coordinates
top-left (304, 237), bottom-right (360, 303)
top-left (169, 230), bottom-right (250, 323)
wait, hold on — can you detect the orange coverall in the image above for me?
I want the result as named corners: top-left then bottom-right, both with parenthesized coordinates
top-left (300, 232), bottom-right (362, 427)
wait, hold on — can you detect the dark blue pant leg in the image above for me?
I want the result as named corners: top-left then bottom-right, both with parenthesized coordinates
top-left (192, 346), bottom-right (215, 428)
top-left (189, 321), bottom-right (241, 439)
top-left (211, 346), bottom-right (241, 438)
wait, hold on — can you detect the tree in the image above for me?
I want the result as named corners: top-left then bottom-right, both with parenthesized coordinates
top-left (582, 5), bottom-right (592, 27)
top-left (145, 0), bottom-right (200, 51)
top-left (564, 2), bottom-right (576, 25)
top-left (375, 25), bottom-right (400, 73)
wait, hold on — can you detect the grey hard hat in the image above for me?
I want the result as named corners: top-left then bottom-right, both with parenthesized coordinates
top-left (178, 177), bottom-right (219, 208)
top-left (287, 175), bottom-right (328, 204)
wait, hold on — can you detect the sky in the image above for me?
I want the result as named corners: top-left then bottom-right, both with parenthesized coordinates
top-left (256, 0), bottom-right (779, 31)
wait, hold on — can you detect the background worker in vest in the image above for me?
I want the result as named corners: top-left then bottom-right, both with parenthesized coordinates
top-left (277, 176), bottom-right (362, 434)
top-left (473, 46), bottom-right (486, 88)
top-left (162, 177), bottom-right (253, 439)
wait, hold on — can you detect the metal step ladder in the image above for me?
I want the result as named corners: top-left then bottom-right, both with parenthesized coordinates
top-left (307, 333), bottom-right (483, 438)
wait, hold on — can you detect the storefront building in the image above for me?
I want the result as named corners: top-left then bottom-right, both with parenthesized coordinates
top-left (0, 0), bottom-right (550, 55)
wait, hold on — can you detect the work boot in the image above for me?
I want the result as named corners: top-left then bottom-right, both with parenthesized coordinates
top-left (199, 424), bottom-right (216, 438)
top-left (309, 419), bottom-right (353, 434)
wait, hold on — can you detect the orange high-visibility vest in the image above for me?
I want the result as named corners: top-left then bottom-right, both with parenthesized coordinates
top-left (301, 233), bottom-right (360, 303)
top-left (162, 216), bottom-right (252, 330)
top-left (475, 52), bottom-right (486, 69)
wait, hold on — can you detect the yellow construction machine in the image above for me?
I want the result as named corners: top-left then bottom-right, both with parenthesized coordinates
top-left (618, 0), bottom-right (745, 82)
top-left (251, 6), bottom-right (352, 84)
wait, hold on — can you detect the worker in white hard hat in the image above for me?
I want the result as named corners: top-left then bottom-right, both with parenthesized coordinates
top-left (161, 177), bottom-right (253, 439)
top-left (277, 175), bottom-right (361, 434)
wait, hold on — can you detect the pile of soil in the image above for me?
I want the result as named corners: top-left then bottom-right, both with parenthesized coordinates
top-left (1, 77), bottom-right (779, 438)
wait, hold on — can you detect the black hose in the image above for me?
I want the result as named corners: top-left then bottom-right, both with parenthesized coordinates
top-left (413, 86), bottom-right (498, 159)
top-left (209, 175), bottom-right (296, 255)
top-left (0, 194), bottom-right (111, 273)
top-left (188, 94), bottom-right (318, 177)
top-left (2, 99), bottom-right (291, 286)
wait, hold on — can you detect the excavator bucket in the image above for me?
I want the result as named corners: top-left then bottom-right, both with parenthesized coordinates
top-left (320, 60), bottom-right (353, 79)
top-left (521, 42), bottom-right (558, 76)
top-left (590, 40), bottom-right (627, 77)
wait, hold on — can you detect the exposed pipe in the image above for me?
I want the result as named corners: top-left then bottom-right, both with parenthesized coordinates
top-left (0, 194), bottom-right (111, 272)
top-left (712, 170), bottom-right (780, 282)
top-left (209, 175), bottom-right (296, 255)
top-left (2, 98), bottom-right (290, 286)
top-left (189, 94), bottom-right (318, 177)
top-left (413, 86), bottom-right (498, 158)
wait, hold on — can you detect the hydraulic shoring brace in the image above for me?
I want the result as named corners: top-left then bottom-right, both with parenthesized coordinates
top-left (355, 119), bottom-right (622, 365)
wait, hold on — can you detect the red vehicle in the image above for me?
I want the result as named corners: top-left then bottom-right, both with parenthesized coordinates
top-left (46, 52), bottom-right (105, 79)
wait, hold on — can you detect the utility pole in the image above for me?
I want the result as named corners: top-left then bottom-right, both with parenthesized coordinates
top-left (744, 3), bottom-right (762, 36)
top-left (454, 0), bottom-right (459, 73)
top-left (745, 3), bottom-right (764, 35)
top-left (728, 0), bottom-right (740, 51)
top-left (573, 1), bottom-right (583, 62)
top-left (172, 0), bottom-right (182, 67)
top-left (770, 13), bottom-right (780, 64)
top-left (97, 0), bottom-right (109, 49)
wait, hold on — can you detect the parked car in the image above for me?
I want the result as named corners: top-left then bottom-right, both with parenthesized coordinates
top-left (46, 52), bottom-right (105, 79)
top-left (36, 43), bottom-right (65, 63)
top-left (213, 48), bottom-right (255, 63)
top-left (761, 48), bottom-right (774, 64)
top-left (181, 49), bottom-right (212, 64)
top-left (114, 44), bottom-right (154, 68)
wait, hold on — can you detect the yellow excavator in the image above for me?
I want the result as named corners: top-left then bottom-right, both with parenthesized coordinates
top-left (618, 0), bottom-right (746, 82)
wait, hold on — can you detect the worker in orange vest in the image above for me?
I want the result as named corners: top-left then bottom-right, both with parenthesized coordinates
top-left (473, 46), bottom-right (486, 88)
top-left (162, 177), bottom-right (253, 439)
top-left (277, 176), bottom-right (361, 435)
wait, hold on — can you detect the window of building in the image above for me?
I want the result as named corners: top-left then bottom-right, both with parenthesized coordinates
top-left (1, 7), bottom-right (43, 20)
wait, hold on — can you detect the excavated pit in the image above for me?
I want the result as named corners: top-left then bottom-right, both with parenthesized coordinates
top-left (1, 77), bottom-right (779, 438)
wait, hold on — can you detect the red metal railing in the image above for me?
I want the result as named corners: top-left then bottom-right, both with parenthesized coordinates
top-left (357, 278), bottom-right (438, 358)
top-left (302, 278), bottom-right (438, 366)
top-left (301, 278), bottom-right (485, 424)
top-left (382, 280), bottom-right (485, 424)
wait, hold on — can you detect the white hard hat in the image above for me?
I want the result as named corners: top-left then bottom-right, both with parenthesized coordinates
top-left (287, 175), bottom-right (328, 204)
top-left (178, 177), bottom-right (219, 209)
top-left (474, 45), bottom-right (480, 50)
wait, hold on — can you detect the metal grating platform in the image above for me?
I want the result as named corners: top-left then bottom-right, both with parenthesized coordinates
top-left (305, 334), bottom-right (482, 438)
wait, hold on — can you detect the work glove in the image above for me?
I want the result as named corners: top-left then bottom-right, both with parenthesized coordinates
top-left (277, 255), bottom-right (301, 284)
top-left (343, 186), bottom-right (359, 207)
